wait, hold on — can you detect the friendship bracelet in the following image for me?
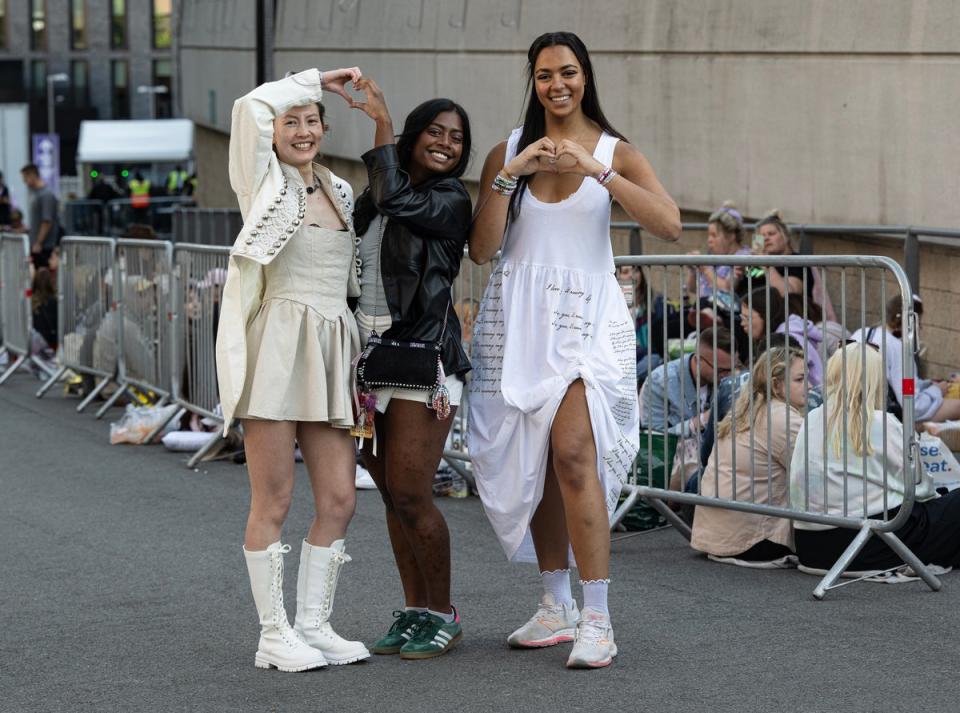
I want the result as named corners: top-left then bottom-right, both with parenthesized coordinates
top-left (595, 166), bottom-right (618, 187)
top-left (492, 171), bottom-right (518, 196)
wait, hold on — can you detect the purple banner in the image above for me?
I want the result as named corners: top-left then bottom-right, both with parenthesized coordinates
top-left (31, 134), bottom-right (60, 197)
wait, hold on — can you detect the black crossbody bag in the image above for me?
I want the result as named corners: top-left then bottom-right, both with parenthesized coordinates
top-left (355, 217), bottom-right (451, 411)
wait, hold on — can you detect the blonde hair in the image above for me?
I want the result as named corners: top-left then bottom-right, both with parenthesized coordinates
top-left (707, 200), bottom-right (744, 244)
top-left (716, 346), bottom-right (802, 440)
top-left (824, 343), bottom-right (885, 458)
top-left (755, 208), bottom-right (798, 253)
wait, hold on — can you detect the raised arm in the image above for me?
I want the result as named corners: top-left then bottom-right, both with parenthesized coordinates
top-left (362, 145), bottom-right (471, 240)
top-left (228, 67), bottom-right (359, 217)
top-left (350, 77), bottom-right (472, 240)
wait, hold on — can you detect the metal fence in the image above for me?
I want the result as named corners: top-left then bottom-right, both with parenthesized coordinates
top-left (0, 234), bottom-right (34, 384)
top-left (63, 197), bottom-right (196, 239)
top-left (91, 240), bottom-right (175, 419)
top-left (37, 237), bottom-right (120, 410)
top-left (143, 243), bottom-right (230, 465)
top-left (171, 208), bottom-right (243, 246)
top-left (611, 253), bottom-right (932, 599)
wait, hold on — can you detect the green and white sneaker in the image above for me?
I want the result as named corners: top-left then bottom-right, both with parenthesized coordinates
top-left (371, 610), bottom-right (426, 655)
top-left (399, 608), bottom-right (462, 660)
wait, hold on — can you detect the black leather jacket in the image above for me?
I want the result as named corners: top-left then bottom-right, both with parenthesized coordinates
top-left (354, 144), bottom-right (472, 378)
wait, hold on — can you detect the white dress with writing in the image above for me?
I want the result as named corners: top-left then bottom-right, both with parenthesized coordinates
top-left (468, 129), bottom-right (640, 563)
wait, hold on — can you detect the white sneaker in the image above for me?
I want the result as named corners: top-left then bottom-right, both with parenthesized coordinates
top-left (507, 593), bottom-right (579, 648)
top-left (566, 607), bottom-right (617, 668)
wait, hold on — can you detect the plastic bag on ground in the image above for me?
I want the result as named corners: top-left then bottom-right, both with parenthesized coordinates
top-left (109, 403), bottom-right (181, 445)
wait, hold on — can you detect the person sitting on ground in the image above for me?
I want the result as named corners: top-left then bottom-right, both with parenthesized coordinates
top-left (685, 201), bottom-right (749, 301)
top-left (641, 325), bottom-right (739, 437)
top-left (849, 294), bottom-right (960, 425)
top-left (691, 345), bottom-right (808, 561)
top-left (740, 210), bottom-right (837, 322)
top-left (739, 287), bottom-right (825, 386)
top-left (30, 267), bottom-right (58, 353)
top-left (7, 208), bottom-right (28, 234)
top-left (790, 342), bottom-right (960, 571)
top-left (616, 264), bottom-right (654, 355)
top-left (696, 333), bottom-right (820, 474)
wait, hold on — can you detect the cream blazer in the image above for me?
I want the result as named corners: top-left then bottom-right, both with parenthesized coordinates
top-left (216, 68), bottom-right (359, 434)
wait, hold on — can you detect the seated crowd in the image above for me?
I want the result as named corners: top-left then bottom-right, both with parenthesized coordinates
top-left (629, 202), bottom-right (960, 570)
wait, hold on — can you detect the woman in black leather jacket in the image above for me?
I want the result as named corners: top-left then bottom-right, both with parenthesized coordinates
top-left (350, 81), bottom-right (472, 660)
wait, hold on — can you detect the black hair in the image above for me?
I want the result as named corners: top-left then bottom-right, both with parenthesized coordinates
top-left (354, 98), bottom-right (471, 234)
top-left (509, 31), bottom-right (626, 219)
top-left (395, 98), bottom-right (471, 180)
top-left (743, 287), bottom-right (788, 335)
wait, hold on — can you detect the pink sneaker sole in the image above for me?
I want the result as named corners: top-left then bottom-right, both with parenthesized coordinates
top-left (509, 633), bottom-right (575, 648)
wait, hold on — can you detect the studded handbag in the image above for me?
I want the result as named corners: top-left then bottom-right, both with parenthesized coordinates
top-left (354, 216), bottom-right (451, 418)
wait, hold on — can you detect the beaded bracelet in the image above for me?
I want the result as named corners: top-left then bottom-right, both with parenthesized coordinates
top-left (595, 166), bottom-right (618, 187)
top-left (492, 171), bottom-right (518, 196)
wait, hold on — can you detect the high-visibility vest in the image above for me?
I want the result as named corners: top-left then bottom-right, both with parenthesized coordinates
top-left (166, 170), bottom-right (187, 192)
top-left (130, 179), bottom-right (151, 209)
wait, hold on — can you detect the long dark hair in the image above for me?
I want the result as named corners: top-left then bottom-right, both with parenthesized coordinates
top-left (355, 98), bottom-right (471, 234)
top-left (510, 31), bottom-right (626, 218)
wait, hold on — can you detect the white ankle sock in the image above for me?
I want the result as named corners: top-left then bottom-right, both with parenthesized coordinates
top-left (428, 608), bottom-right (455, 624)
top-left (580, 579), bottom-right (610, 615)
top-left (405, 606), bottom-right (428, 613)
top-left (541, 569), bottom-right (574, 608)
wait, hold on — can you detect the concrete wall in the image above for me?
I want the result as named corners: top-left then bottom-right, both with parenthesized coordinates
top-left (178, 0), bottom-right (960, 377)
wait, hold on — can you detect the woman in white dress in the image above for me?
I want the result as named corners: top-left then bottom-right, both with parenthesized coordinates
top-left (216, 67), bottom-right (370, 672)
top-left (468, 32), bottom-right (681, 669)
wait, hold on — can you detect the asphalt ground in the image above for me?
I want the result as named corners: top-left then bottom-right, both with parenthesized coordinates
top-left (1, 370), bottom-right (958, 713)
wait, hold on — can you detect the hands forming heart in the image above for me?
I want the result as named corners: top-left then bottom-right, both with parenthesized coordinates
top-left (321, 67), bottom-right (364, 106)
top-left (507, 136), bottom-right (604, 179)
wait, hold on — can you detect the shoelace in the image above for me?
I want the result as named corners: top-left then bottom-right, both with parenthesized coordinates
top-left (575, 617), bottom-right (609, 646)
top-left (386, 610), bottom-right (419, 635)
top-left (532, 602), bottom-right (564, 624)
top-left (408, 615), bottom-right (442, 644)
top-left (314, 550), bottom-right (352, 627)
top-left (269, 545), bottom-right (299, 646)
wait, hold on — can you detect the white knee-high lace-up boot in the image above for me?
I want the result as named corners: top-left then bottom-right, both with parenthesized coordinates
top-left (294, 539), bottom-right (371, 665)
top-left (243, 542), bottom-right (328, 672)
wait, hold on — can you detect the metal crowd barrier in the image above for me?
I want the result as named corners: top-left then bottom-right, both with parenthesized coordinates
top-left (611, 253), bottom-right (932, 599)
top-left (0, 233), bottom-right (44, 384)
top-left (92, 240), bottom-right (175, 418)
top-left (172, 208), bottom-right (243, 246)
top-left (63, 199), bottom-right (108, 236)
top-left (105, 197), bottom-right (194, 238)
top-left (143, 244), bottom-right (230, 465)
top-left (37, 237), bottom-right (120, 410)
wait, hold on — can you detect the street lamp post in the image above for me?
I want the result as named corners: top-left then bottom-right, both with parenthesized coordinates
top-left (136, 84), bottom-right (169, 119)
top-left (46, 73), bottom-right (69, 136)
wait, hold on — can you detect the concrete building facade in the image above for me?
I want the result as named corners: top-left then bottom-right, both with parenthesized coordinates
top-left (178, 0), bottom-right (960, 376)
top-left (0, 0), bottom-right (178, 173)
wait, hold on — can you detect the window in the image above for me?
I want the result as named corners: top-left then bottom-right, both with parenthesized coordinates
top-left (111, 0), bottom-right (125, 49)
top-left (152, 0), bottom-right (171, 49)
top-left (70, 0), bottom-right (86, 50)
top-left (71, 60), bottom-right (88, 105)
top-left (31, 59), bottom-right (46, 98)
top-left (30, 0), bottom-right (46, 51)
top-left (111, 59), bottom-right (128, 119)
top-left (152, 59), bottom-right (173, 118)
top-left (0, 0), bottom-right (7, 50)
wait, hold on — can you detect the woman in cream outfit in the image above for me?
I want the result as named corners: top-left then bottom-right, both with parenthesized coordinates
top-left (216, 67), bottom-right (369, 672)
